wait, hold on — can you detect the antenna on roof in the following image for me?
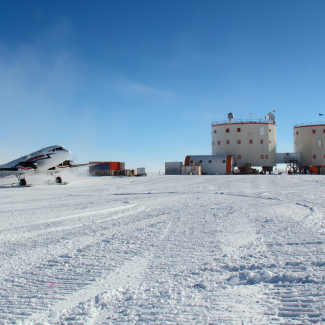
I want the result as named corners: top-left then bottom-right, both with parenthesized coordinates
top-left (228, 112), bottom-right (234, 123)
top-left (266, 112), bottom-right (275, 122)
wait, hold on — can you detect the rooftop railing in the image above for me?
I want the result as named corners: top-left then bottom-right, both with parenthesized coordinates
top-left (294, 121), bottom-right (325, 127)
top-left (212, 118), bottom-right (275, 126)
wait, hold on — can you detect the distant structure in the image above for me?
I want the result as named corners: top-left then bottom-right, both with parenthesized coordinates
top-left (165, 162), bottom-right (183, 175)
top-left (184, 155), bottom-right (233, 174)
top-left (165, 112), bottom-right (325, 175)
top-left (294, 122), bottom-right (325, 168)
top-left (165, 161), bottom-right (202, 175)
top-left (211, 112), bottom-right (276, 173)
top-left (89, 161), bottom-right (127, 176)
top-left (89, 162), bottom-right (147, 177)
top-left (136, 167), bottom-right (146, 176)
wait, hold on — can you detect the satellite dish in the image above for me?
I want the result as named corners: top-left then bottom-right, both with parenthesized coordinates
top-left (266, 112), bottom-right (275, 121)
top-left (228, 112), bottom-right (234, 122)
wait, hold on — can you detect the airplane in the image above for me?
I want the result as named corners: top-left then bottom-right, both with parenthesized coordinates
top-left (0, 145), bottom-right (92, 186)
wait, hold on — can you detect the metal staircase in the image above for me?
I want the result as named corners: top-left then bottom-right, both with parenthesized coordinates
top-left (284, 156), bottom-right (308, 173)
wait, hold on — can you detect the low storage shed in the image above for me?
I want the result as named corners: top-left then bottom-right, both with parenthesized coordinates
top-left (165, 162), bottom-right (183, 175)
top-left (185, 155), bottom-right (233, 174)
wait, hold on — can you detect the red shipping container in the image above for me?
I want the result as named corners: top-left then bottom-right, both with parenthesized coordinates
top-left (109, 162), bottom-right (118, 170)
top-left (89, 161), bottom-right (121, 171)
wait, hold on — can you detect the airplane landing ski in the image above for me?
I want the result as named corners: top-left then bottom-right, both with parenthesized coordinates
top-left (11, 183), bottom-right (34, 187)
top-left (46, 180), bottom-right (69, 185)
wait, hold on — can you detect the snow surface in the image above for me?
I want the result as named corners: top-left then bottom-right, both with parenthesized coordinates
top-left (1, 173), bottom-right (325, 324)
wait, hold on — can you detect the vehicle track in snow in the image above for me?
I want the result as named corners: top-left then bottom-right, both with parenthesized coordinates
top-left (48, 192), bottom-right (264, 324)
top-left (0, 204), bottom-right (174, 323)
top-left (1, 174), bottom-right (325, 324)
top-left (220, 198), bottom-right (325, 324)
top-left (265, 203), bottom-right (325, 324)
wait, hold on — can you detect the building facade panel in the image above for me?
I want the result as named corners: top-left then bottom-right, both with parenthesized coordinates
top-left (211, 122), bottom-right (276, 167)
top-left (294, 124), bottom-right (325, 166)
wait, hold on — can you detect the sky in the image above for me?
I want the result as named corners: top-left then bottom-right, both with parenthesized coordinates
top-left (1, 1), bottom-right (325, 171)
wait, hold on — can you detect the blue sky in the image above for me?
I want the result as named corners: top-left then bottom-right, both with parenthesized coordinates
top-left (1, 1), bottom-right (325, 171)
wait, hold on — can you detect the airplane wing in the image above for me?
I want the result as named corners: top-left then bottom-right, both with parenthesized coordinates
top-left (0, 162), bottom-right (37, 172)
top-left (69, 163), bottom-right (97, 168)
top-left (0, 167), bottom-right (18, 171)
top-left (56, 160), bottom-right (98, 168)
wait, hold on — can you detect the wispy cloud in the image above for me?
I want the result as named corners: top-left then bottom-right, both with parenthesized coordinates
top-left (0, 18), bottom-right (78, 117)
top-left (0, 18), bottom-right (95, 158)
top-left (115, 78), bottom-right (181, 107)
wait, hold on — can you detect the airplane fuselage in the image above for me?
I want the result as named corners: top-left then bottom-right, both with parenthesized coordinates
top-left (0, 145), bottom-right (71, 179)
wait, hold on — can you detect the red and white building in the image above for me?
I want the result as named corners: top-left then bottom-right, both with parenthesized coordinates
top-left (294, 123), bottom-right (325, 167)
top-left (211, 118), bottom-right (276, 171)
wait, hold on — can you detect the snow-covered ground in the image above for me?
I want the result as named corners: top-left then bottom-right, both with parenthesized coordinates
top-left (0, 173), bottom-right (325, 324)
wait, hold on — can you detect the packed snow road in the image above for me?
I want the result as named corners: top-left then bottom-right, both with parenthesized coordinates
top-left (0, 174), bottom-right (325, 324)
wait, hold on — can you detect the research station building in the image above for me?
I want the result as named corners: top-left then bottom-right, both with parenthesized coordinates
top-left (211, 113), bottom-right (276, 172)
top-left (294, 122), bottom-right (325, 167)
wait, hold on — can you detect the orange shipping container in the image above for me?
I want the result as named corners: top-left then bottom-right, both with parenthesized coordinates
top-left (109, 162), bottom-right (118, 170)
top-left (89, 161), bottom-right (121, 171)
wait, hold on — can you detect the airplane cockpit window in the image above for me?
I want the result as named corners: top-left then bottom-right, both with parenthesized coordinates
top-left (56, 147), bottom-right (63, 150)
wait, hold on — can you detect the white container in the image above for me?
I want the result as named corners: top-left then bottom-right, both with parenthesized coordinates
top-left (137, 167), bottom-right (146, 175)
top-left (165, 162), bottom-right (183, 175)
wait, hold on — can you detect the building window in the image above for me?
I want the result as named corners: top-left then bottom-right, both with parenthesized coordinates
top-left (313, 155), bottom-right (316, 159)
top-left (218, 141), bottom-right (220, 145)
top-left (323, 129), bottom-right (325, 133)
top-left (237, 140), bottom-right (241, 144)
top-left (261, 155), bottom-right (264, 159)
top-left (296, 131), bottom-right (299, 135)
top-left (222, 160), bottom-right (226, 163)
top-left (312, 129), bottom-right (316, 134)
top-left (226, 140), bottom-right (230, 144)
top-left (199, 160), bottom-right (202, 163)
top-left (260, 127), bottom-right (265, 135)
top-left (208, 160), bottom-right (212, 163)
top-left (249, 139), bottom-right (253, 144)
top-left (318, 139), bottom-right (322, 147)
top-left (269, 129), bottom-right (271, 132)
top-left (238, 155), bottom-right (241, 159)
top-left (237, 128), bottom-right (241, 132)
top-left (265, 155), bottom-right (268, 159)
top-left (226, 128), bottom-right (229, 133)
top-left (213, 130), bottom-right (217, 134)
top-left (190, 160), bottom-right (193, 163)
top-left (213, 141), bottom-right (214, 146)
top-left (260, 140), bottom-right (263, 144)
